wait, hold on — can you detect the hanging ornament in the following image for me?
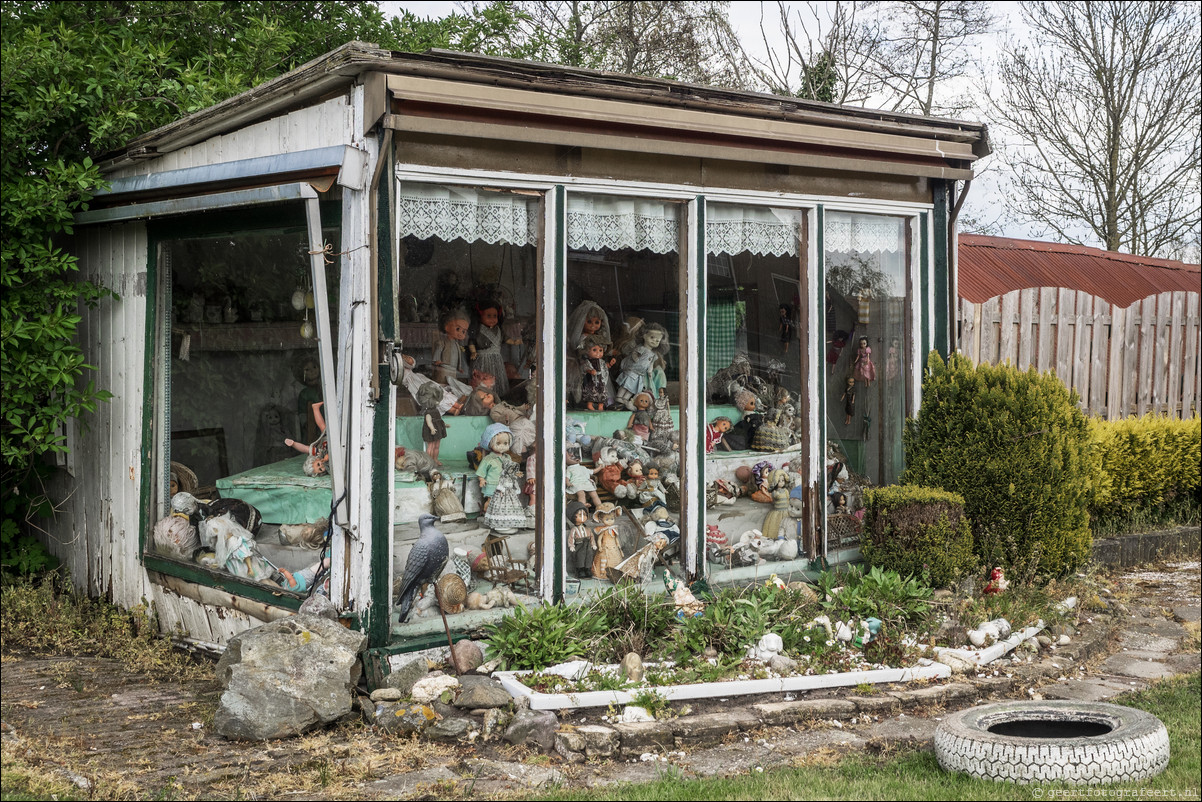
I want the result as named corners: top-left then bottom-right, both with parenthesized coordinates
top-left (291, 287), bottom-right (307, 311)
top-left (300, 309), bottom-right (315, 340)
top-left (305, 291), bottom-right (315, 310)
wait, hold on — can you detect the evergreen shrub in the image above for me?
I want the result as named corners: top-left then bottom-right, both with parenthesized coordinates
top-left (861, 485), bottom-right (976, 588)
top-left (1088, 415), bottom-right (1201, 531)
top-left (902, 353), bottom-right (1093, 577)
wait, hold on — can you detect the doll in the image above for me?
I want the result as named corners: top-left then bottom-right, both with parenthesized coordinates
top-left (566, 500), bottom-right (596, 579)
top-left (475, 422), bottom-right (514, 511)
top-left (829, 490), bottom-right (849, 514)
top-left (760, 469), bottom-right (794, 542)
top-left (502, 317), bottom-right (528, 375)
top-left (841, 375), bottom-right (857, 425)
top-left (415, 381), bottom-right (447, 465)
top-left (852, 336), bottom-right (876, 385)
top-left (523, 446), bottom-right (537, 508)
top-left (432, 307), bottom-right (473, 395)
top-left (724, 389), bottom-right (764, 452)
top-left (885, 336), bottom-right (900, 381)
top-left (428, 471), bottom-right (466, 522)
top-left (566, 301), bottom-right (613, 406)
top-left (826, 329), bottom-right (853, 374)
top-left (614, 322), bottom-right (669, 410)
top-left (590, 502), bottom-right (625, 581)
top-left (614, 459), bottom-right (647, 502)
top-left (778, 304), bottom-right (795, 353)
top-left (635, 465), bottom-right (667, 508)
top-left (642, 500), bottom-right (680, 546)
top-left (284, 401), bottom-right (329, 476)
top-left (460, 385), bottom-right (496, 417)
top-left (651, 388), bottom-right (673, 436)
top-left (490, 401), bottom-right (535, 458)
top-left (578, 335), bottom-right (614, 411)
top-left (565, 451), bottom-right (603, 509)
top-left (592, 446), bottom-right (628, 495)
top-left (483, 454), bottom-right (528, 533)
top-left (469, 299), bottom-right (508, 397)
top-left (706, 416), bottom-right (732, 453)
top-left (625, 391), bottom-right (654, 443)
top-left (749, 460), bottom-right (775, 503)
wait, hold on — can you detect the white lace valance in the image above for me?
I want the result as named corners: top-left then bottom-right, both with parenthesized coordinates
top-left (397, 183), bottom-right (539, 246)
top-left (707, 204), bottom-right (801, 256)
top-left (567, 194), bottom-right (680, 254)
top-left (825, 212), bottom-right (906, 254)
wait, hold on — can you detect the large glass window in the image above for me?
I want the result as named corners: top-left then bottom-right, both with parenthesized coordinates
top-left (150, 222), bottom-right (340, 597)
top-left (823, 211), bottom-right (910, 554)
top-left (562, 193), bottom-right (683, 592)
top-left (703, 204), bottom-right (813, 581)
top-left (392, 183), bottom-right (543, 634)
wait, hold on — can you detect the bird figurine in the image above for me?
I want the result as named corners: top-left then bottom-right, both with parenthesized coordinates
top-left (394, 513), bottom-right (449, 623)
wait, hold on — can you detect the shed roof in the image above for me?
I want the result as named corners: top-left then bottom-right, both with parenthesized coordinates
top-left (958, 234), bottom-right (1201, 308)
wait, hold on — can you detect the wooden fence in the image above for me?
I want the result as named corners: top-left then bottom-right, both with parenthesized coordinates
top-left (956, 288), bottom-right (1201, 420)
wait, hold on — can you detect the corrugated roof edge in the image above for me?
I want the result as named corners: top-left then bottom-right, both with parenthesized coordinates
top-left (103, 41), bottom-right (990, 172)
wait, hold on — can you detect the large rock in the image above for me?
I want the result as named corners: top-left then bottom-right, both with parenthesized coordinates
top-left (454, 678), bottom-right (513, 710)
top-left (504, 708), bottom-right (559, 750)
top-left (215, 614), bottom-right (367, 740)
top-left (450, 640), bottom-right (485, 673)
top-left (375, 702), bottom-right (437, 734)
top-left (384, 657), bottom-right (429, 696)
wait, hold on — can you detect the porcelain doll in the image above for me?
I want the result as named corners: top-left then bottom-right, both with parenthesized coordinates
top-left (490, 401), bottom-right (535, 458)
top-left (706, 416), bottom-right (732, 453)
top-left (566, 500), bottom-right (596, 579)
top-left (785, 485), bottom-right (807, 559)
top-left (483, 454), bottom-right (528, 533)
top-left (578, 335), bottom-right (614, 411)
top-left (651, 388), bottom-right (673, 435)
top-left (523, 446), bottom-right (537, 508)
top-left (475, 422), bottom-right (514, 511)
top-left (760, 468), bottom-right (794, 542)
top-left (284, 401), bottom-right (329, 476)
top-left (592, 446), bottom-right (628, 495)
top-left (469, 299), bottom-right (508, 397)
top-left (885, 336), bottom-right (900, 381)
top-left (565, 451), bottom-right (603, 509)
top-left (614, 459), bottom-right (647, 502)
top-left (428, 471), bottom-right (466, 523)
top-left (625, 391), bottom-right (654, 443)
top-left (841, 375), bottom-right (857, 425)
top-left (415, 381), bottom-right (447, 465)
top-left (566, 300), bottom-right (613, 406)
top-left (829, 490), bottom-right (849, 514)
top-left (590, 502), bottom-right (625, 581)
top-left (634, 465), bottom-right (667, 508)
top-left (642, 500), bottom-right (680, 545)
top-left (615, 322), bottom-right (669, 410)
top-left (852, 336), bottom-right (876, 385)
top-left (431, 307), bottom-right (473, 395)
top-left (460, 385), bottom-right (496, 417)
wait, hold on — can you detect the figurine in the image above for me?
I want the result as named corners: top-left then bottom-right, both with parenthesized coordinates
top-left (651, 388), bottom-right (673, 437)
top-left (565, 451), bottom-right (603, 509)
top-left (984, 567), bottom-right (1010, 595)
top-left (829, 490), bottom-right (849, 514)
top-left (852, 336), bottom-right (876, 385)
top-left (724, 389), bottom-right (764, 451)
top-left (886, 336), bottom-right (900, 381)
top-left (523, 446), bottom-right (537, 508)
top-left (483, 454), bottom-right (528, 533)
top-left (841, 376), bottom-right (857, 425)
top-left (460, 384), bottom-right (496, 417)
top-left (625, 391), bottom-right (654, 443)
top-left (490, 401), bottom-right (535, 458)
top-left (614, 321), bottom-right (669, 410)
top-left (634, 465), bottom-right (667, 508)
top-left (760, 468), bottom-right (794, 541)
top-left (415, 381), bottom-right (447, 465)
top-left (642, 500), bottom-right (680, 545)
top-left (749, 461), bottom-right (775, 503)
top-left (431, 307), bottom-right (472, 395)
top-left (578, 335), bottom-right (614, 410)
top-left (706, 416), bottom-right (732, 453)
top-left (826, 328), bottom-right (853, 373)
top-left (469, 299), bottom-right (508, 397)
top-left (564, 416), bottom-right (593, 457)
top-left (592, 446), bottom-right (628, 495)
top-left (284, 401), bottom-right (329, 476)
top-left (778, 303), bottom-right (795, 353)
top-left (664, 573), bottom-right (704, 617)
top-left (590, 502), bottom-right (625, 581)
top-left (475, 422), bottom-right (514, 512)
top-left (428, 471), bottom-right (466, 523)
top-left (566, 500), bottom-right (596, 579)
top-left (566, 301), bottom-right (614, 405)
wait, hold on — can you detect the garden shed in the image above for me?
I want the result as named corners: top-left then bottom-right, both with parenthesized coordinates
top-left (49, 42), bottom-right (989, 655)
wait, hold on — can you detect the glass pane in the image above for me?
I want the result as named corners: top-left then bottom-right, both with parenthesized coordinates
top-left (703, 203), bottom-right (812, 582)
top-left (153, 225), bottom-right (340, 597)
top-left (823, 211), bottom-right (909, 553)
top-left (563, 192), bottom-right (683, 592)
top-left (392, 183), bottom-right (543, 635)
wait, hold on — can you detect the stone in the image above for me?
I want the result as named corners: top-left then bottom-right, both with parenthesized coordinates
top-left (482, 708), bottom-right (512, 740)
top-left (576, 724), bottom-right (619, 758)
top-left (1100, 654), bottom-right (1177, 680)
top-left (1057, 634), bottom-right (1071, 646)
top-left (450, 640), bottom-right (484, 673)
top-left (370, 688), bottom-right (404, 703)
top-left (503, 708), bottom-right (559, 750)
top-left (477, 658), bottom-right (502, 674)
top-left (768, 654), bottom-right (798, 674)
top-left (620, 705), bottom-right (655, 723)
top-left (214, 614), bottom-right (367, 741)
top-left (555, 731), bottom-right (586, 763)
top-left (454, 681), bottom-right (513, 710)
top-left (620, 652), bottom-right (644, 683)
top-left (935, 650), bottom-right (977, 675)
top-left (427, 716), bottom-right (474, 742)
top-left (375, 703), bottom-right (437, 735)
top-left (384, 658), bottom-right (429, 696)
top-left (1036, 635), bottom-right (1053, 648)
top-left (788, 582), bottom-right (819, 603)
top-left (298, 594), bottom-right (339, 620)
top-left (410, 675), bottom-right (460, 704)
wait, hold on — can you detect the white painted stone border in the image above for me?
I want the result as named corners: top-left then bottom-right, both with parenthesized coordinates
top-left (493, 617), bottom-right (1050, 711)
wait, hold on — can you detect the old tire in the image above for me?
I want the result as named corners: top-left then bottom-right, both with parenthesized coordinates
top-left (935, 700), bottom-right (1169, 785)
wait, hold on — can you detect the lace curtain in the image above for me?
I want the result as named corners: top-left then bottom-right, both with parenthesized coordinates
top-left (397, 182), bottom-right (539, 246)
top-left (567, 194), bottom-right (680, 254)
top-left (825, 211), bottom-right (906, 254)
top-left (707, 204), bottom-right (802, 257)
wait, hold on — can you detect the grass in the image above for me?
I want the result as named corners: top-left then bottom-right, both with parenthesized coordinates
top-left (526, 672), bottom-right (1202, 801)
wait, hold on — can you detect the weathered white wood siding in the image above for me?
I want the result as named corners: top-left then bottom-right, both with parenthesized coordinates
top-left (108, 96), bottom-right (352, 178)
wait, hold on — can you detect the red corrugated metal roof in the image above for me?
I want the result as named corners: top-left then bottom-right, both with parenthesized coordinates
top-left (958, 234), bottom-right (1201, 308)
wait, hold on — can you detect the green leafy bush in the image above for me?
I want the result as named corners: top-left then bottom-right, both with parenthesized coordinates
top-left (1088, 415), bottom-right (1201, 534)
top-left (823, 565), bottom-right (934, 628)
top-left (483, 600), bottom-right (607, 671)
top-left (860, 485), bottom-right (976, 588)
top-left (903, 352), bottom-right (1094, 577)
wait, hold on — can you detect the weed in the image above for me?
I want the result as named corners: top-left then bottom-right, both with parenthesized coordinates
top-left (629, 689), bottom-right (671, 719)
top-left (854, 682), bottom-right (877, 695)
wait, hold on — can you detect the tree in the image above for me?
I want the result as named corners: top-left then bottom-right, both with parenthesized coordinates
top-left (480, 1), bottom-right (744, 85)
top-left (990, 1), bottom-right (1202, 257)
top-left (0, 1), bottom-right (518, 569)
